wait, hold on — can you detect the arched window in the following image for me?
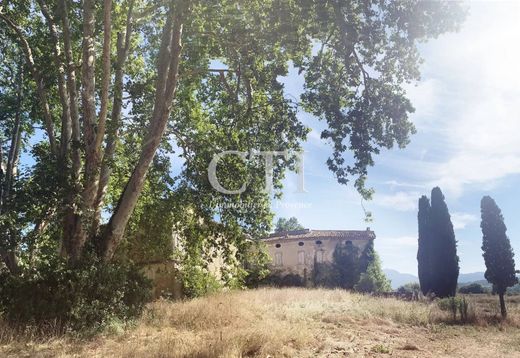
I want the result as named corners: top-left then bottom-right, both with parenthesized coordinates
top-left (315, 240), bottom-right (322, 245)
top-left (298, 241), bottom-right (304, 246)
top-left (275, 243), bottom-right (281, 248)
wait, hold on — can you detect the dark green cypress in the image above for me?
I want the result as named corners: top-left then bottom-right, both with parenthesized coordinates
top-left (430, 187), bottom-right (459, 297)
top-left (481, 196), bottom-right (517, 318)
top-left (417, 195), bottom-right (433, 295)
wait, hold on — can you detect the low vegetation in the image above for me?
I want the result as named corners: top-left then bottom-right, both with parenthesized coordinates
top-left (2, 288), bottom-right (520, 357)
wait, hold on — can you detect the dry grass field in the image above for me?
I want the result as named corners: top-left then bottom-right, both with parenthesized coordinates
top-left (2, 288), bottom-right (520, 357)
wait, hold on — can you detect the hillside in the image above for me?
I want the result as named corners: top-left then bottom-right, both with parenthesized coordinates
top-left (2, 288), bottom-right (520, 357)
top-left (384, 269), bottom-right (487, 289)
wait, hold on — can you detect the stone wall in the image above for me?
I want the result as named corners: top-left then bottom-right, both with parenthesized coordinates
top-left (140, 261), bottom-right (183, 299)
top-left (265, 237), bottom-right (371, 276)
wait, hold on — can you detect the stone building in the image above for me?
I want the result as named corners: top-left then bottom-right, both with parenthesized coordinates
top-left (262, 228), bottom-right (375, 277)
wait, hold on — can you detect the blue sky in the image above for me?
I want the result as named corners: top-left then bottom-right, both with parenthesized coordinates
top-left (272, 1), bottom-right (520, 275)
top-left (17, 1), bottom-right (519, 276)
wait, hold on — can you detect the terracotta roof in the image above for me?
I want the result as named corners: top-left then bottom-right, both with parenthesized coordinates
top-left (262, 228), bottom-right (375, 242)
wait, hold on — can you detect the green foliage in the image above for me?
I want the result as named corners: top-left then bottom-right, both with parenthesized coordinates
top-left (371, 344), bottom-right (391, 354)
top-left (480, 196), bottom-right (517, 317)
top-left (397, 282), bottom-right (421, 295)
top-left (437, 296), bottom-right (471, 323)
top-left (459, 283), bottom-right (489, 294)
top-left (1, 0), bottom-right (465, 325)
top-left (311, 240), bottom-right (389, 293)
top-left (430, 187), bottom-right (459, 297)
top-left (262, 271), bottom-right (305, 287)
top-left (300, 1), bottom-right (465, 197)
top-left (241, 241), bottom-right (271, 288)
top-left (417, 195), bottom-right (433, 295)
top-left (417, 187), bottom-right (459, 298)
top-left (311, 262), bottom-right (338, 288)
top-left (332, 241), bottom-right (361, 289)
top-left (180, 259), bottom-right (222, 299)
top-left (480, 196), bottom-right (517, 294)
top-left (355, 251), bottom-right (391, 293)
top-left (274, 217), bottom-right (305, 233)
top-left (0, 256), bottom-right (151, 332)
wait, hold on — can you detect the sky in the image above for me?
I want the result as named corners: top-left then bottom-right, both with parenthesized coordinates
top-left (16, 1), bottom-right (520, 276)
top-left (272, 1), bottom-right (520, 275)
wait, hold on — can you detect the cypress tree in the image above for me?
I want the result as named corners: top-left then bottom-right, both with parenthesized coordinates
top-left (430, 187), bottom-right (459, 297)
top-left (417, 195), bottom-right (433, 295)
top-left (480, 196), bottom-right (517, 318)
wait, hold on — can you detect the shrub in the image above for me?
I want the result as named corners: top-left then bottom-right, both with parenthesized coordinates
top-left (241, 241), bottom-right (271, 288)
top-left (181, 263), bottom-right (222, 298)
top-left (437, 296), bottom-right (473, 323)
top-left (397, 282), bottom-right (421, 295)
top-left (354, 253), bottom-right (391, 293)
top-left (459, 283), bottom-right (489, 294)
top-left (0, 256), bottom-right (151, 333)
top-left (261, 271), bottom-right (305, 287)
top-left (312, 262), bottom-right (337, 287)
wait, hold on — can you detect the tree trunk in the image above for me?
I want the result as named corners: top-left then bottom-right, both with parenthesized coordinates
top-left (499, 292), bottom-right (507, 318)
top-left (60, 0), bottom-right (82, 259)
top-left (64, 0), bottom-right (98, 262)
top-left (0, 63), bottom-right (23, 276)
top-left (92, 0), bottom-right (135, 235)
top-left (0, 249), bottom-right (20, 275)
top-left (100, 0), bottom-right (188, 261)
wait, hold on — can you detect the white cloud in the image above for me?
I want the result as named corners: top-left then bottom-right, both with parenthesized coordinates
top-left (374, 191), bottom-right (420, 212)
top-left (451, 212), bottom-right (478, 230)
top-left (415, 1), bottom-right (520, 196)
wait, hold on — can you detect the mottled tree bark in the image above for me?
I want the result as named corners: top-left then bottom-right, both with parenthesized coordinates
top-left (101, 0), bottom-right (188, 261)
top-left (92, 0), bottom-right (134, 236)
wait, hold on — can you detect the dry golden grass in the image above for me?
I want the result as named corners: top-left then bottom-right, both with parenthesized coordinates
top-left (2, 288), bottom-right (520, 357)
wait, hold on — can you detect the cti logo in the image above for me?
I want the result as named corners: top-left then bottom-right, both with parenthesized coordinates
top-left (207, 150), bottom-right (307, 194)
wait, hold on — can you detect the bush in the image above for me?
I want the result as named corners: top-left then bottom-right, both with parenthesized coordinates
top-left (0, 257), bottom-right (151, 333)
top-left (459, 283), bottom-right (489, 294)
top-left (181, 263), bottom-right (222, 298)
top-left (437, 296), bottom-right (473, 323)
top-left (261, 271), bottom-right (305, 287)
top-left (354, 255), bottom-right (391, 294)
top-left (397, 282), bottom-right (421, 294)
top-left (312, 262), bottom-right (338, 288)
top-left (241, 243), bottom-right (271, 289)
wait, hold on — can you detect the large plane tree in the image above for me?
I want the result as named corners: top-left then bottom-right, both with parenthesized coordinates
top-left (0, 0), bottom-right (465, 272)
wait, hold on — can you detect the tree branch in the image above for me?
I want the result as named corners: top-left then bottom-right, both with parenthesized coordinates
top-left (101, 0), bottom-right (189, 261)
top-left (0, 12), bottom-right (57, 155)
top-left (36, 0), bottom-right (72, 159)
top-left (93, 0), bottom-right (135, 235)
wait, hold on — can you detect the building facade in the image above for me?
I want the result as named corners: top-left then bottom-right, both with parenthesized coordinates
top-left (262, 228), bottom-right (375, 277)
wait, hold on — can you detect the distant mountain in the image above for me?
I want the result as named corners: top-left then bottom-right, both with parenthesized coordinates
top-left (383, 269), bottom-right (418, 289)
top-left (458, 272), bottom-right (485, 283)
top-left (383, 269), bottom-right (487, 289)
